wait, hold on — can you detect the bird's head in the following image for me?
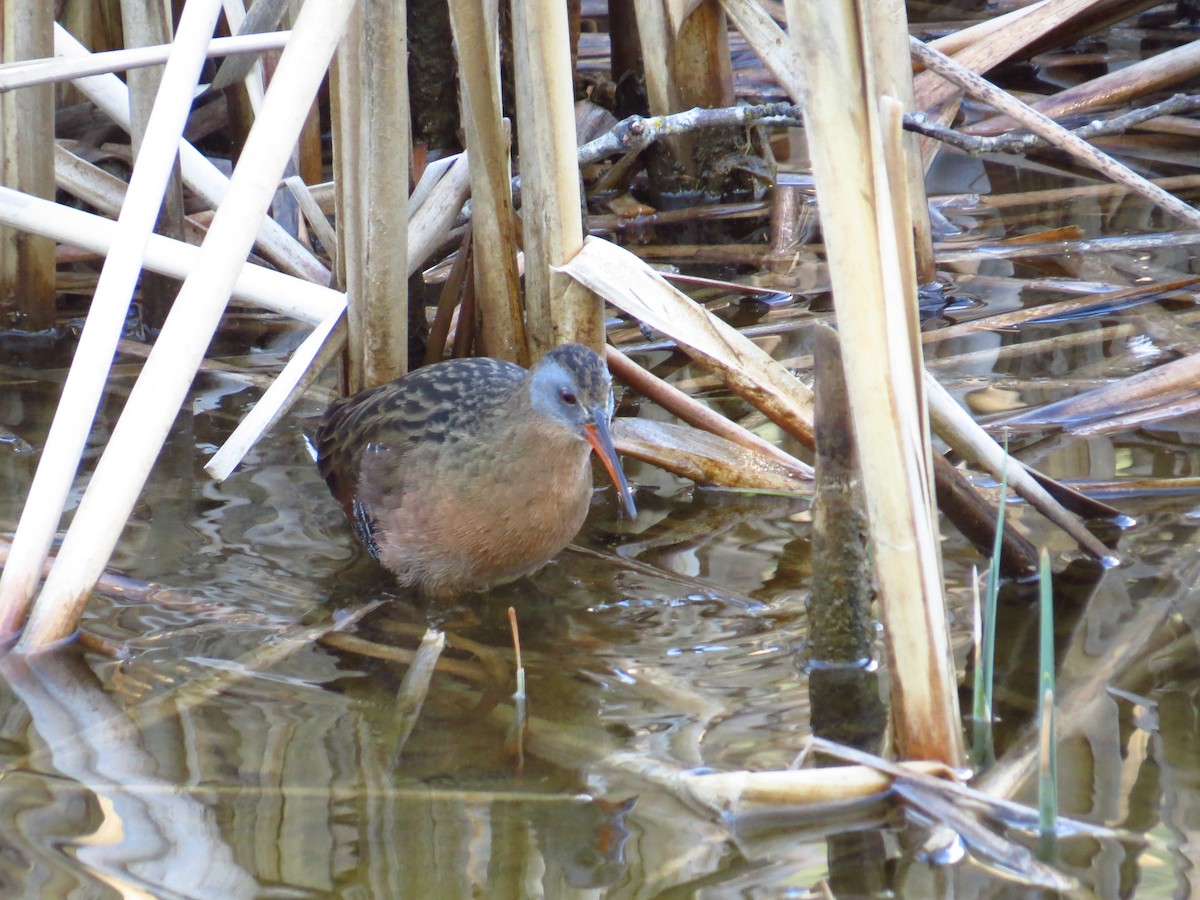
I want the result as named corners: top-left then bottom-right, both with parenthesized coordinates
top-left (528, 344), bottom-right (637, 519)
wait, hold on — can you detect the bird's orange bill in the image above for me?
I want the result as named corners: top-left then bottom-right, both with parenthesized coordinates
top-left (585, 417), bottom-right (638, 519)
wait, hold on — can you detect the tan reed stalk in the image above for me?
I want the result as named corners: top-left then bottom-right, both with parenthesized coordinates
top-left (448, 0), bottom-right (526, 363)
top-left (54, 144), bottom-right (136, 217)
top-left (718, 0), bottom-right (804, 101)
top-left (391, 629), bottom-right (446, 759)
top-left (331, 0), bottom-right (409, 391)
top-left (121, 0), bottom-right (187, 328)
top-left (18, 0), bottom-right (357, 651)
top-left (513, 0), bottom-right (599, 353)
top-left (912, 0), bottom-right (1110, 113)
top-left (407, 154), bottom-right (472, 276)
top-left (867, 0), bottom-right (935, 284)
top-left (912, 0), bottom-right (1112, 168)
top-left (283, 175), bottom-right (338, 260)
top-left (0, 32), bottom-right (291, 92)
top-left (612, 419), bottom-right (812, 491)
top-left (216, 0), bottom-right (266, 111)
top-left (925, 0), bottom-right (1050, 57)
top-left (923, 375), bottom-right (1110, 559)
top-left (210, 0), bottom-right (291, 90)
top-left (0, 185), bottom-right (342, 324)
top-left (632, 0), bottom-right (673, 118)
top-left (204, 309), bottom-right (345, 481)
top-left (670, 1), bottom-right (734, 115)
top-left (605, 346), bottom-right (813, 479)
top-left (0, 0), bottom-right (225, 637)
top-left (787, 0), bottom-right (963, 764)
top-left (0, 0), bottom-right (55, 331)
top-left (561, 237), bottom-right (816, 443)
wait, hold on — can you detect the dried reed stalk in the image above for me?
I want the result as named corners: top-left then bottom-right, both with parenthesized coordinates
top-left (518, 706), bottom-right (951, 811)
top-left (513, 0), bottom-right (597, 354)
top-left (612, 419), bottom-right (811, 492)
top-left (0, 0), bottom-right (55, 331)
top-left (283, 174), bottom-right (338, 259)
top-left (867, 0), bottom-right (935, 284)
top-left (407, 153), bottom-right (472, 276)
top-left (632, 0), bottom-right (673, 119)
top-left (215, 0), bottom-right (266, 112)
top-left (18, 0), bottom-right (356, 651)
top-left (210, 0), bottom-right (290, 91)
top-left (717, 0), bottom-right (803, 101)
top-left (0, 32), bottom-right (291, 93)
top-left (331, 0), bottom-right (409, 391)
top-left (912, 0), bottom-right (1110, 113)
top-left (605, 346), bottom-right (813, 478)
top-left (0, 0), bottom-right (225, 637)
top-left (0, 185), bottom-right (342, 323)
top-left (204, 309), bottom-right (345, 481)
top-left (559, 237), bottom-right (815, 446)
top-left (55, 143), bottom-right (146, 219)
top-left (923, 376), bottom-right (1110, 559)
top-left (911, 0), bottom-right (1112, 167)
top-left (121, 0), bottom-right (187, 329)
top-left (448, 0), bottom-right (526, 363)
top-left (788, 0), bottom-right (962, 764)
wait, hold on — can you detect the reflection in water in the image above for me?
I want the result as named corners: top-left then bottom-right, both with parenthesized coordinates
top-left (0, 649), bottom-right (255, 898)
top-left (1, 337), bottom-right (1200, 893)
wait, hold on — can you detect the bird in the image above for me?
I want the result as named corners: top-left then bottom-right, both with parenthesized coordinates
top-left (313, 343), bottom-right (637, 597)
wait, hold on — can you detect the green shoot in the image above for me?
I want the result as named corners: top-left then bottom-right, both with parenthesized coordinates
top-left (971, 442), bottom-right (1008, 767)
top-left (1037, 548), bottom-right (1058, 861)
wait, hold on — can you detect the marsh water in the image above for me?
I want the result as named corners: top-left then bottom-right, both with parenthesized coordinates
top-left (6, 88), bottom-right (1200, 900)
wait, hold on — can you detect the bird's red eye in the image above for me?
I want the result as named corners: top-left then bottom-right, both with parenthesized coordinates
top-left (561, 389), bottom-right (578, 405)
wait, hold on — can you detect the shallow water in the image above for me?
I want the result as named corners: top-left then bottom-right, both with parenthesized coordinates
top-left (4, 263), bottom-right (1200, 895)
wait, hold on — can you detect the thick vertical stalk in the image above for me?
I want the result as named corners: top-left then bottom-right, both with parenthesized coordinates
top-left (864, 0), bottom-right (935, 285)
top-left (512, 0), bottom-right (599, 353)
top-left (448, 0), bottom-right (526, 364)
top-left (786, 0), bottom-right (963, 764)
top-left (0, 0), bottom-right (55, 331)
top-left (332, 0), bottom-right (409, 390)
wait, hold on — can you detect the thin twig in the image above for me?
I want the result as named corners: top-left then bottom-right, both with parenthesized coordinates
top-left (577, 103), bottom-right (803, 166)
top-left (905, 92), bottom-right (1200, 156)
